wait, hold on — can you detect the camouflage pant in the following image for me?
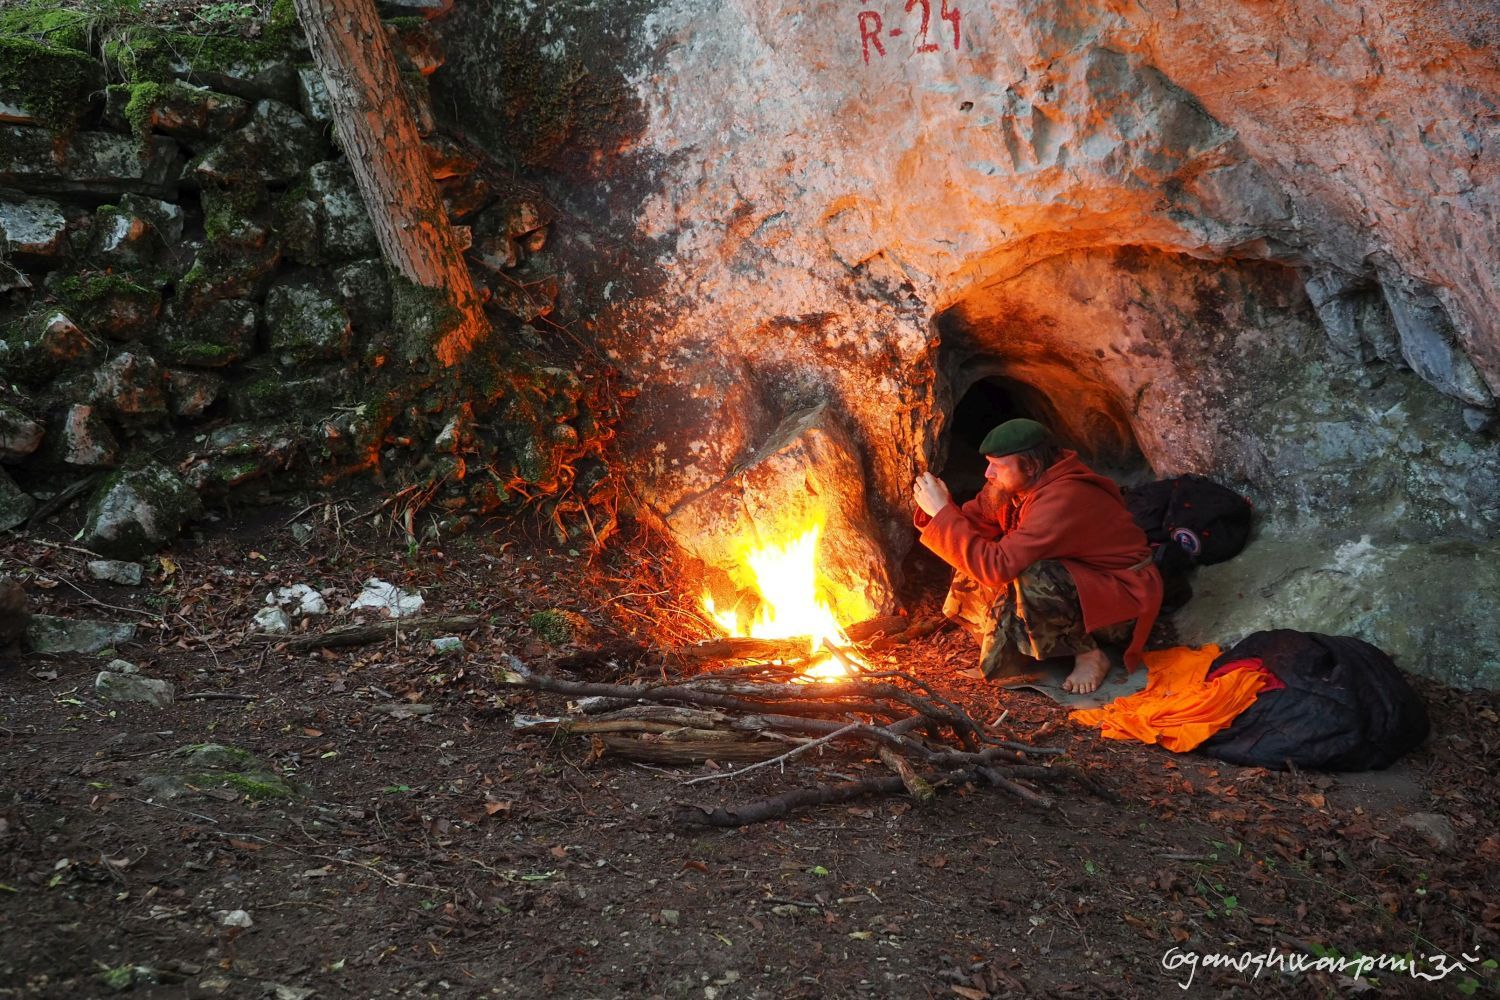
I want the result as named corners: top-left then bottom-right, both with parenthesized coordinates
top-left (943, 560), bottom-right (1133, 679)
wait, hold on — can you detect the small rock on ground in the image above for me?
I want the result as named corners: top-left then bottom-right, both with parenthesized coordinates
top-left (95, 671), bottom-right (174, 708)
top-left (88, 559), bottom-right (145, 586)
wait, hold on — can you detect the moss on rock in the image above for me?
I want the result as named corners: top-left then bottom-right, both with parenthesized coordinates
top-left (0, 35), bottom-right (104, 135)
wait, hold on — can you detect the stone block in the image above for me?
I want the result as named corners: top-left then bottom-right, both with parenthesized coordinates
top-left (665, 402), bottom-right (895, 626)
top-left (82, 461), bottom-right (201, 559)
top-left (0, 194), bottom-right (69, 259)
top-left (28, 615), bottom-right (137, 654)
top-left (103, 82), bottom-right (250, 138)
top-left (95, 670), bottom-right (174, 708)
top-left (334, 259), bottom-right (392, 332)
top-left (0, 311), bottom-right (96, 385)
top-left (88, 559), bottom-right (145, 586)
top-left (181, 57), bottom-right (300, 105)
top-left (0, 126), bottom-right (181, 199)
top-left (193, 99), bottom-right (328, 188)
top-left (164, 369), bottom-right (223, 418)
top-left (265, 277), bottom-right (351, 363)
top-left (51, 404), bottom-right (119, 469)
top-left (152, 300), bottom-right (258, 368)
top-left (87, 194), bottom-right (184, 268)
top-left (0, 467), bottom-right (35, 531)
top-left (53, 273), bottom-right (162, 342)
top-left (0, 402), bottom-right (45, 461)
top-left (92, 352), bottom-right (168, 424)
top-left (304, 160), bottom-right (378, 261)
top-left (295, 67), bottom-right (332, 125)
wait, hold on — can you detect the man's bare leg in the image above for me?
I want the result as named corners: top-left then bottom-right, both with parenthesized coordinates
top-left (1062, 646), bottom-right (1112, 694)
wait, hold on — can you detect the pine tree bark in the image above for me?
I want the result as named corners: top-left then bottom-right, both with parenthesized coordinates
top-left (292, 0), bottom-right (486, 367)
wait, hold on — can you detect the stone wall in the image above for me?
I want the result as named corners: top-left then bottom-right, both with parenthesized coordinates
top-left (0, 6), bottom-right (585, 556)
top-left (436, 0), bottom-right (1500, 685)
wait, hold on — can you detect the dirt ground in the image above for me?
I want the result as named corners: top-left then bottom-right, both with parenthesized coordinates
top-left (2, 495), bottom-right (1498, 999)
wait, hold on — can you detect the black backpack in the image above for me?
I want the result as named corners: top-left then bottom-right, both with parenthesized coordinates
top-left (1198, 630), bottom-right (1430, 771)
top-left (1124, 474), bottom-right (1254, 569)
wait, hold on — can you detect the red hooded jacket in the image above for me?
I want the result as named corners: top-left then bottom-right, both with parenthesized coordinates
top-left (916, 450), bottom-right (1162, 668)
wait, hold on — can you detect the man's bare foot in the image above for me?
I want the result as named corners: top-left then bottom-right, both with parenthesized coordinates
top-left (1062, 648), bottom-right (1112, 694)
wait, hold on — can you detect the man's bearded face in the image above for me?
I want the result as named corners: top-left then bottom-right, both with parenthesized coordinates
top-left (982, 454), bottom-right (1030, 503)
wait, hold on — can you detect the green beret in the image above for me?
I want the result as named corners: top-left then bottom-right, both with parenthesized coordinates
top-left (978, 418), bottom-right (1052, 457)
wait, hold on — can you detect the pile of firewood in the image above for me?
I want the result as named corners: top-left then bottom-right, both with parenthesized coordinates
top-left (491, 633), bottom-right (1116, 828)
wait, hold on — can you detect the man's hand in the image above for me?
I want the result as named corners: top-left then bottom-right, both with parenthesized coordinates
top-left (913, 472), bottom-right (952, 517)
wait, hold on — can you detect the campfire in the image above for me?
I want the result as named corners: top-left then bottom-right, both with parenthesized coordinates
top-left (493, 523), bottom-right (1112, 827)
top-left (700, 521), bottom-right (859, 681)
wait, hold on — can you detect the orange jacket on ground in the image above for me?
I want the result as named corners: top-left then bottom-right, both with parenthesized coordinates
top-left (1070, 645), bottom-right (1277, 752)
top-left (916, 450), bottom-right (1163, 668)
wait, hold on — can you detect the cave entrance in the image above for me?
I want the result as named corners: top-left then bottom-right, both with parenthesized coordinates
top-left (938, 368), bottom-right (1151, 506)
top-left (900, 291), bottom-right (1156, 608)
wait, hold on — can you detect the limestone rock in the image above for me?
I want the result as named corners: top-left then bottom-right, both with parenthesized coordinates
top-left (87, 195), bottom-right (185, 268)
top-left (295, 67), bottom-right (332, 124)
top-left (103, 82), bottom-right (250, 139)
top-left (176, 239), bottom-right (281, 314)
top-left (152, 300), bottom-right (258, 368)
top-left (304, 161), bottom-right (378, 261)
top-left (0, 126), bottom-right (181, 199)
top-left (665, 403), bottom-right (894, 626)
top-left (82, 461), bottom-right (202, 559)
top-left (1173, 536), bottom-right (1500, 690)
top-left (1398, 812), bottom-right (1456, 851)
top-left (1381, 279), bottom-right (1494, 409)
top-left (333, 259), bottom-right (392, 332)
top-left (88, 559), bottom-right (145, 586)
top-left (0, 468), bottom-right (36, 531)
top-left (164, 369), bottom-right (223, 418)
top-left (435, 2), bottom-right (1500, 698)
top-left (181, 57), bottom-right (300, 105)
top-left (180, 422), bottom-right (297, 491)
top-left (54, 273), bottom-right (162, 342)
top-left (95, 670), bottom-right (174, 708)
top-left (0, 402), bottom-right (45, 461)
top-left (28, 615), bottom-right (137, 654)
top-left (350, 578), bottom-right (425, 618)
top-left (264, 277), bottom-right (351, 363)
top-left (194, 100), bottom-right (329, 188)
top-left (253, 606), bottom-right (290, 633)
top-left (51, 404), bottom-right (119, 469)
top-left (224, 369), bottom-right (350, 421)
top-left (266, 583), bottom-right (327, 617)
top-left (0, 194), bottom-right (69, 259)
top-left (0, 311), bottom-right (95, 385)
top-left (92, 352), bottom-right (168, 424)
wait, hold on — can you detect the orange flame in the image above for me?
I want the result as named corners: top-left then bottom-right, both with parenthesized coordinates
top-left (702, 522), bottom-right (861, 679)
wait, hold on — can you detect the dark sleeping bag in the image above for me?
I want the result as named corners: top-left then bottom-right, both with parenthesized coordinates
top-left (1198, 630), bottom-right (1429, 771)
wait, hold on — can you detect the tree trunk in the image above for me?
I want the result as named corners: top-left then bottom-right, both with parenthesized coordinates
top-left (292, 0), bottom-right (486, 367)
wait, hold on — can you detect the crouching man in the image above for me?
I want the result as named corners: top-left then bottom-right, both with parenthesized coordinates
top-left (912, 419), bottom-right (1162, 693)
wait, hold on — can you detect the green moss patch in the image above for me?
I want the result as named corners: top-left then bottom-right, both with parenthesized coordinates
top-left (0, 36), bottom-right (104, 134)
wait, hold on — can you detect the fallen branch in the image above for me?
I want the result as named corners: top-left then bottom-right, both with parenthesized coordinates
top-left (670, 637), bottom-right (812, 662)
top-left (676, 775), bottom-right (911, 827)
top-left (683, 722), bottom-right (862, 785)
top-left (596, 734), bottom-right (790, 764)
top-left (273, 615), bottom-right (481, 652)
top-left (878, 746), bottom-right (935, 804)
top-left (495, 658), bottom-right (902, 721)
